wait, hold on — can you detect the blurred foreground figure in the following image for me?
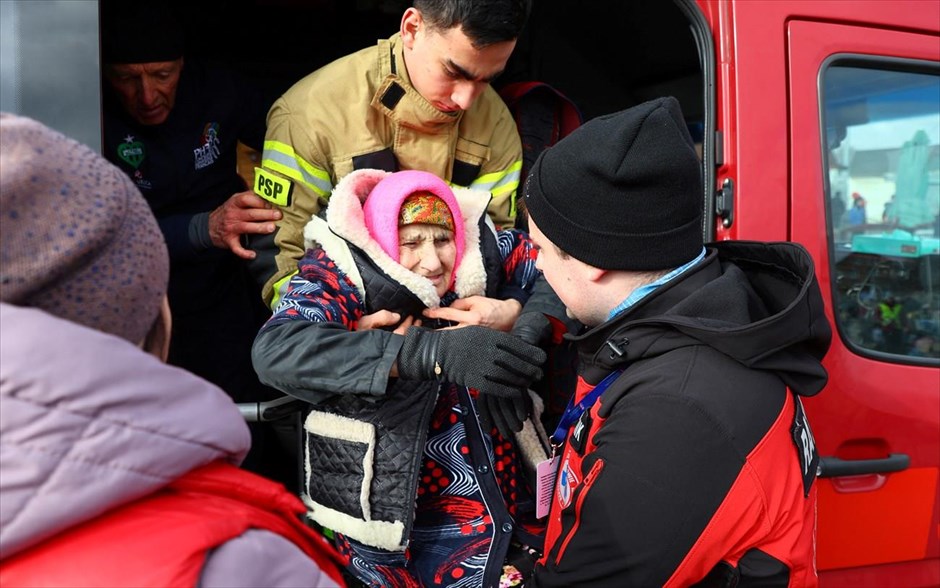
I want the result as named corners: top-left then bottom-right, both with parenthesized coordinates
top-left (0, 113), bottom-right (344, 587)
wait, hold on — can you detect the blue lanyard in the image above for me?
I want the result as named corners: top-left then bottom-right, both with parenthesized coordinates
top-left (550, 370), bottom-right (623, 446)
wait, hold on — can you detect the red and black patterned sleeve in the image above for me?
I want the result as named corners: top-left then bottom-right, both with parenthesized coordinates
top-left (495, 228), bottom-right (540, 304)
top-left (262, 248), bottom-right (364, 332)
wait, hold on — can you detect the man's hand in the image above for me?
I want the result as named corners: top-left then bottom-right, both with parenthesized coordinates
top-left (357, 311), bottom-right (419, 335)
top-left (422, 296), bottom-right (522, 331)
top-left (512, 312), bottom-right (554, 346)
top-left (208, 190), bottom-right (282, 259)
top-left (476, 392), bottom-right (531, 440)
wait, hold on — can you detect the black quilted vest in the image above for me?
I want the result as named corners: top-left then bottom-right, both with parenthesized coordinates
top-left (303, 217), bottom-right (505, 551)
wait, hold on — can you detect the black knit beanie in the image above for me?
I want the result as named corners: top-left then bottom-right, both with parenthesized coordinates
top-left (101, 1), bottom-right (184, 64)
top-left (523, 96), bottom-right (703, 271)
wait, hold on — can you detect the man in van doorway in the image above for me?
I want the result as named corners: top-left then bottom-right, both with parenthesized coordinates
top-left (100, 0), bottom-right (294, 487)
top-left (522, 96), bottom-right (832, 587)
top-left (251, 0), bottom-right (577, 445)
top-left (252, 0), bottom-right (531, 312)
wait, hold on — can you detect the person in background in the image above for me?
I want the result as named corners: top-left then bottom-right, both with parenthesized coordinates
top-left (253, 0), bottom-right (531, 311)
top-left (909, 332), bottom-right (937, 358)
top-left (520, 97), bottom-right (832, 587)
top-left (0, 113), bottom-right (344, 587)
top-left (100, 1), bottom-right (293, 485)
top-left (847, 191), bottom-right (867, 225)
top-left (253, 169), bottom-right (557, 587)
top-left (875, 294), bottom-right (906, 354)
top-left (882, 194), bottom-right (896, 223)
top-left (831, 191), bottom-right (847, 229)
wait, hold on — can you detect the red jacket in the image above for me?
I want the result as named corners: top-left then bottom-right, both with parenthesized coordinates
top-left (531, 243), bottom-right (830, 587)
top-left (0, 462), bottom-right (346, 587)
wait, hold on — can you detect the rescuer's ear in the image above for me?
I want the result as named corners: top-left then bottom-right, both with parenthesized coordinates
top-left (400, 7), bottom-right (422, 49)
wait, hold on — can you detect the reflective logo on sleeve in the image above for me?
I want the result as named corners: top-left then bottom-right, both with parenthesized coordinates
top-left (254, 167), bottom-right (293, 207)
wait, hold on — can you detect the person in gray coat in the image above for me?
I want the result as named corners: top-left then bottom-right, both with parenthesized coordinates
top-left (0, 113), bottom-right (344, 587)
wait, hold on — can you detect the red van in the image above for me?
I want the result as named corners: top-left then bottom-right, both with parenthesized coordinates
top-left (696, 3), bottom-right (940, 586)
top-left (522, 3), bottom-right (939, 584)
top-left (1, 0), bottom-right (937, 585)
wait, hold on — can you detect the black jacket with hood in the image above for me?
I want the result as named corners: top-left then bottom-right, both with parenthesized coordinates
top-left (531, 241), bottom-right (832, 588)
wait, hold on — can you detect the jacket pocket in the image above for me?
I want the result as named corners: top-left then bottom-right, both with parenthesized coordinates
top-left (304, 410), bottom-right (376, 520)
top-left (453, 137), bottom-right (489, 186)
top-left (554, 458), bottom-right (605, 566)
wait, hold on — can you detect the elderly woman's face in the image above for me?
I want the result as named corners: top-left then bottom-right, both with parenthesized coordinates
top-left (399, 223), bottom-right (456, 297)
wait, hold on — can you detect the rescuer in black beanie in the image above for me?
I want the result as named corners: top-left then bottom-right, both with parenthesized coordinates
top-left (523, 96), bottom-right (703, 271)
top-left (523, 95), bottom-right (833, 588)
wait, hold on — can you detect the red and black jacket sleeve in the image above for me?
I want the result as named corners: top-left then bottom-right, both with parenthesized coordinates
top-left (531, 347), bottom-right (816, 587)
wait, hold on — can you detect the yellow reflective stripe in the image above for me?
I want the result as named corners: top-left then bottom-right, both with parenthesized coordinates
top-left (262, 140), bottom-right (333, 197)
top-left (470, 160), bottom-right (522, 196)
top-left (270, 271), bottom-right (298, 311)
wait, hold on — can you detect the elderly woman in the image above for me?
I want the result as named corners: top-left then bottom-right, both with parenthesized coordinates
top-left (253, 169), bottom-right (557, 587)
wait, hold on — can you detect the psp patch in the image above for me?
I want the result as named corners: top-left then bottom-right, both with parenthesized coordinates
top-left (254, 167), bottom-right (293, 207)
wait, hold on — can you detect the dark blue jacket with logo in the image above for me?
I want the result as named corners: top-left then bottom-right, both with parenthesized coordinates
top-left (103, 60), bottom-right (272, 403)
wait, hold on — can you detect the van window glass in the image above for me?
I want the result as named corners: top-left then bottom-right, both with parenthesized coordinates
top-left (824, 64), bottom-right (940, 361)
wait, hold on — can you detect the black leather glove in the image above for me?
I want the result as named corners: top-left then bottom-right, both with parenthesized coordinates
top-left (397, 325), bottom-right (547, 398)
top-left (476, 313), bottom-right (553, 438)
top-left (512, 312), bottom-right (554, 346)
top-left (476, 391), bottom-right (531, 439)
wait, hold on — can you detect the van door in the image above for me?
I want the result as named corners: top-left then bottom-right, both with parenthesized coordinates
top-left (788, 18), bottom-right (940, 587)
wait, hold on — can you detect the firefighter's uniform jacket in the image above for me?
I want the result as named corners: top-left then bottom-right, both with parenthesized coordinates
top-left (254, 33), bottom-right (523, 307)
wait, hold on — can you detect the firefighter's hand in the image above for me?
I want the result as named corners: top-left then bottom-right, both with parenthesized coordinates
top-left (358, 311), bottom-right (420, 335)
top-left (208, 190), bottom-right (282, 259)
top-left (422, 296), bottom-right (522, 332)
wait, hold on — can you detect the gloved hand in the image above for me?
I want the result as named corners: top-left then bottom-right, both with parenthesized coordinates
top-left (511, 312), bottom-right (554, 346)
top-left (476, 391), bottom-right (531, 439)
top-left (397, 325), bottom-right (547, 399)
top-left (476, 313), bottom-right (553, 438)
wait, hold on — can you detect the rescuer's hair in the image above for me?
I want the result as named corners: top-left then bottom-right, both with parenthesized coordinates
top-left (413, 0), bottom-right (531, 48)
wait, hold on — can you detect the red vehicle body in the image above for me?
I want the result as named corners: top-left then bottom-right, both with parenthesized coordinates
top-left (695, 2), bottom-right (940, 585)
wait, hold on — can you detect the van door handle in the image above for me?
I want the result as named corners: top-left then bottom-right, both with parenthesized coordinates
top-left (715, 178), bottom-right (734, 228)
top-left (817, 453), bottom-right (910, 478)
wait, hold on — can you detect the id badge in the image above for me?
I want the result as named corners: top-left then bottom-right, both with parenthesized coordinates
top-left (535, 455), bottom-right (560, 518)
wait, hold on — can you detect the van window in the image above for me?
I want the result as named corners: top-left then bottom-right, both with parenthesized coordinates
top-left (823, 62), bottom-right (940, 361)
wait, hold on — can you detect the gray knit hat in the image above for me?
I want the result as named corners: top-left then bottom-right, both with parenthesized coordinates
top-left (523, 96), bottom-right (703, 271)
top-left (0, 114), bottom-right (169, 344)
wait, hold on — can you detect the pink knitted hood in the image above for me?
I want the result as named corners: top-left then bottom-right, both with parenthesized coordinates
top-left (362, 170), bottom-right (466, 289)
